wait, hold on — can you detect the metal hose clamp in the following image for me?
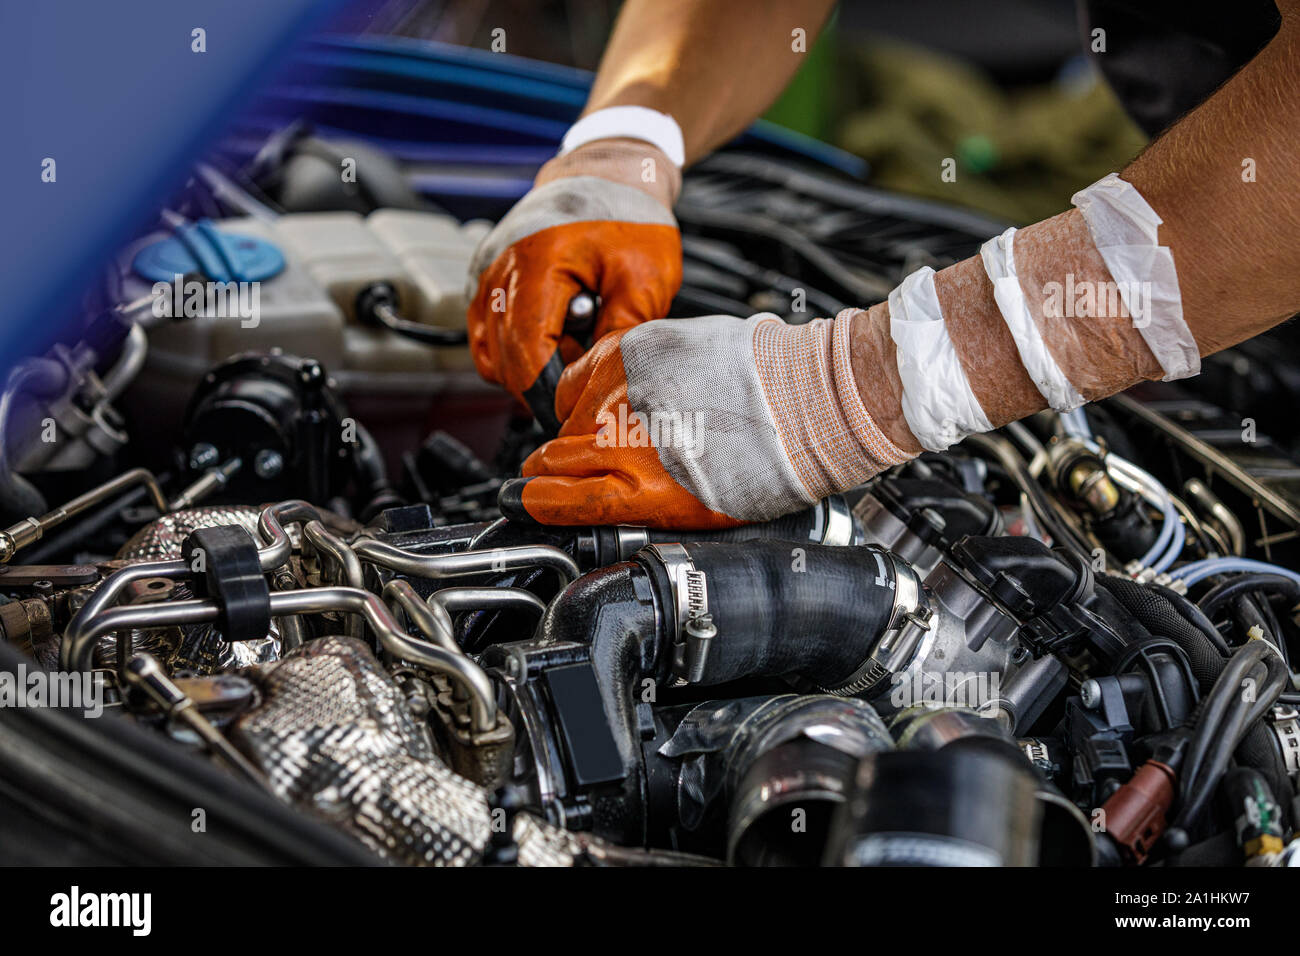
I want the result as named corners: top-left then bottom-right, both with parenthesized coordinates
top-left (817, 494), bottom-right (859, 546)
top-left (643, 543), bottom-right (713, 685)
top-left (824, 551), bottom-right (932, 697)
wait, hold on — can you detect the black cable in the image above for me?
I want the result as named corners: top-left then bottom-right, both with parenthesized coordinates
top-left (1233, 594), bottom-right (1270, 646)
top-left (1178, 642), bottom-right (1270, 805)
top-left (1176, 641), bottom-right (1289, 830)
top-left (1254, 594), bottom-right (1290, 667)
top-left (355, 283), bottom-right (469, 347)
top-left (1097, 575), bottom-right (1228, 691)
top-left (963, 432), bottom-right (1094, 559)
top-left (1231, 595), bottom-right (1290, 670)
top-left (1152, 582), bottom-right (1232, 655)
top-left (1198, 572), bottom-right (1300, 620)
top-left (22, 484), bottom-right (150, 563)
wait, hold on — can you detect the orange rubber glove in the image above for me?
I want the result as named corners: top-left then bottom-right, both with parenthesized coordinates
top-left (466, 139), bottom-right (683, 429)
top-left (498, 312), bottom-right (914, 529)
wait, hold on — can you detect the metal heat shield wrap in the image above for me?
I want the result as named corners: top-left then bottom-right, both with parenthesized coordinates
top-left (230, 634), bottom-right (584, 866)
top-left (112, 506), bottom-right (283, 671)
top-left (116, 506), bottom-right (270, 561)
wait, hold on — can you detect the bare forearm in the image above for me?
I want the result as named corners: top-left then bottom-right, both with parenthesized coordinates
top-left (852, 8), bottom-right (1300, 448)
top-left (584, 0), bottom-right (837, 164)
top-left (1122, 4), bottom-right (1300, 354)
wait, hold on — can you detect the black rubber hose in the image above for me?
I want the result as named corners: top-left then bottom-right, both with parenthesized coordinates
top-left (351, 421), bottom-right (403, 520)
top-left (1180, 684), bottom-right (1259, 830)
top-left (1151, 583), bottom-right (1231, 655)
top-left (539, 542), bottom-right (902, 692)
top-left (1232, 595), bottom-right (1271, 648)
top-left (1251, 595), bottom-right (1289, 666)
top-left (1177, 641), bottom-right (1289, 829)
top-left (1228, 594), bottom-right (1292, 668)
top-left (962, 432), bottom-right (1093, 559)
top-left (1096, 576), bottom-right (1227, 692)
top-left (1198, 573), bottom-right (1300, 620)
top-left (654, 542), bottom-right (901, 690)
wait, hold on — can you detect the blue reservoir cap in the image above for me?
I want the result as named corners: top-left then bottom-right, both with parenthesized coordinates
top-left (132, 219), bottom-right (285, 283)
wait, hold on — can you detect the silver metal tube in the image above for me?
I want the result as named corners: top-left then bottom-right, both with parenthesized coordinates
top-left (63, 497), bottom-right (316, 668)
top-left (271, 586), bottom-right (497, 733)
top-left (1184, 478), bottom-right (1246, 556)
top-left (270, 567), bottom-right (308, 653)
top-left (303, 520), bottom-right (367, 639)
top-left (60, 558), bottom-right (191, 669)
top-left (255, 499), bottom-right (321, 571)
top-left (67, 583), bottom-right (498, 734)
top-left (351, 537), bottom-right (579, 585)
top-left (273, 612), bottom-right (309, 654)
top-left (55, 467), bottom-right (169, 518)
top-left (383, 579), bottom-right (459, 653)
top-left (1, 468), bottom-right (171, 564)
top-left (303, 519), bottom-right (364, 589)
top-left (99, 322), bottom-right (148, 400)
top-left (430, 586), bottom-right (548, 620)
top-left (69, 597), bottom-right (219, 672)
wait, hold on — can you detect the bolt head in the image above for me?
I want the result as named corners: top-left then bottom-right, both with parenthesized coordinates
top-left (1080, 678), bottom-right (1102, 709)
top-left (188, 442), bottom-right (219, 471)
top-left (253, 448), bottom-right (284, 480)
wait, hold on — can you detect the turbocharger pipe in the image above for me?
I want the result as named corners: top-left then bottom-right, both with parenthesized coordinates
top-left (539, 540), bottom-right (923, 693)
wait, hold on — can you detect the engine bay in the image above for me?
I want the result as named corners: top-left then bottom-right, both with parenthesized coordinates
top-left (4, 133), bottom-right (1300, 869)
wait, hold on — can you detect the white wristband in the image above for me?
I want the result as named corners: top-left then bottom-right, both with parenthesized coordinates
top-left (559, 106), bottom-right (686, 168)
top-left (1071, 173), bottom-right (1199, 381)
top-left (980, 227), bottom-right (1085, 412)
top-left (889, 266), bottom-right (993, 452)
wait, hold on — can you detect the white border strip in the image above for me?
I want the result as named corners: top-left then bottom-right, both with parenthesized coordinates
top-left (1071, 173), bottom-right (1199, 381)
top-left (980, 227), bottom-right (1085, 412)
top-left (889, 266), bottom-right (993, 452)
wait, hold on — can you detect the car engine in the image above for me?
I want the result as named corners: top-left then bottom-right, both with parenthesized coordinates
top-left (3, 131), bottom-right (1300, 869)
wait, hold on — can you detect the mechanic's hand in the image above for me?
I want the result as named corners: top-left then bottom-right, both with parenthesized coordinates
top-left (465, 139), bottom-right (682, 428)
top-left (497, 312), bottom-right (914, 529)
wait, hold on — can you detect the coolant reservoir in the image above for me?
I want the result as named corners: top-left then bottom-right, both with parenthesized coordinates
top-left (368, 210), bottom-right (490, 328)
top-left (273, 211), bottom-right (415, 321)
top-left (367, 210), bottom-right (490, 373)
top-left (120, 216), bottom-right (346, 375)
top-left (121, 209), bottom-right (486, 378)
top-left (118, 209), bottom-right (510, 462)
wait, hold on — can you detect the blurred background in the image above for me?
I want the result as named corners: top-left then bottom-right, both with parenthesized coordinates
top-left (329, 0), bottom-right (1149, 223)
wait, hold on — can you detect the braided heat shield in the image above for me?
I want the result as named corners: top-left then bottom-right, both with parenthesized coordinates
top-left (231, 634), bottom-right (584, 866)
top-left (116, 506), bottom-right (269, 561)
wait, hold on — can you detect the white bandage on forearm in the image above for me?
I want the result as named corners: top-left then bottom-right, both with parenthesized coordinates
top-left (560, 106), bottom-right (686, 168)
top-left (980, 227), bottom-right (1085, 412)
top-left (1071, 173), bottom-right (1199, 381)
top-left (889, 266), bottom-right (993, 452)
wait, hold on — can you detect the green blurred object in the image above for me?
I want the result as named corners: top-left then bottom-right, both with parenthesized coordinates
top-left (957, 134), bottom-right (998, 173)
top-left (834, 41), bottom-right (1149, 223)
top-left (762, 15), bottom-right (839, 142)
